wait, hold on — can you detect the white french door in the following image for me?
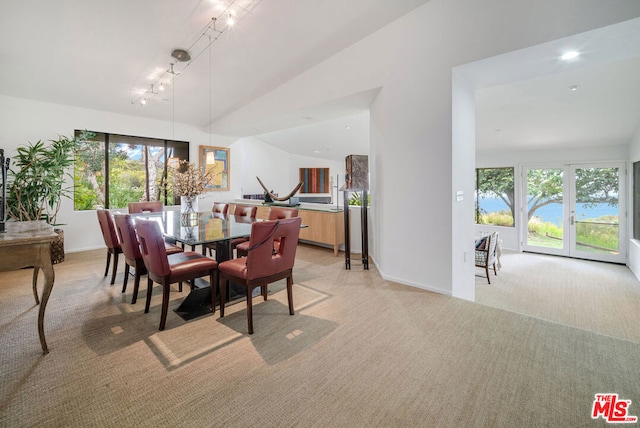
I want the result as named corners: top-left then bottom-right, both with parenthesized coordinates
top-left (521, 162), bottom-right (626, 263)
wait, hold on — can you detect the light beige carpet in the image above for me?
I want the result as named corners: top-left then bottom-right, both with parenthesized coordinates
top-left (1, 245), bottom-right (639, 427)
top-left (476, 249), bottom-right (640, 344)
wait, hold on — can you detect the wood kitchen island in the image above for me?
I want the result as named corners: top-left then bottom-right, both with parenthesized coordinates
top-left (230, 201), bottom-right (345, 256)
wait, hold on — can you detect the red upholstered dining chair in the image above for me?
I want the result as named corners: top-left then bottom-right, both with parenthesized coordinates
top-left (235, 207), bottom-right (298, 258)
top-left (128, 201), bottom-right (163, 213)
top-left (218, 216), bottom-right (302, 334)
top-left (268, 206), bottom-right (299, 220)
top-left (96, 209), bottom-right (123, 285)
top-left (200, 202), bottom-right (231, 255)
top-left (224, 205), bottom-right (258, 258)
top-left (135, 219), bottom-right (218, 330)
top-left (211, 202), bottom-right (229, 216)
top-left (113, 214), bottom-right (183, 304)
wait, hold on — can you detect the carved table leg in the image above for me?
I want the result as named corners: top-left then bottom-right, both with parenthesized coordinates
top-left (37, 256), bottom-right (55, 354)
top-left (32, 266), bottom-right (41, 305)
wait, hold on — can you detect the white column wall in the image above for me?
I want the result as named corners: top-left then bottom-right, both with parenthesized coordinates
top-left (452, 70), bottom-right (477, 300)
top-left (627, 123), bottom-right (640, 279)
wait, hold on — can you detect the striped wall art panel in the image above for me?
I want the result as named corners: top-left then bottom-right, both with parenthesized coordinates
top-left (299, 167), bottom-right (330, 193)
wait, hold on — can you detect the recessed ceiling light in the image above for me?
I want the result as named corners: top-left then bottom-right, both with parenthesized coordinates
top-left (345, 125), bottom-right (351, 130)
top-left (569, 85), bottom-right (579, 91)
top-left (313, 149), bottom-right (321, 154)
top-left (561, 51), bottom-right (579, 61)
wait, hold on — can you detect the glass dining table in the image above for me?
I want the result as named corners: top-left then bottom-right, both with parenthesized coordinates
top-left (131, 210), bottom-right (257, 320)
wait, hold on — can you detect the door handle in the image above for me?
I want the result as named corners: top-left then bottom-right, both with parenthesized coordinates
top-left (570, 215), bottom-right (574, 226)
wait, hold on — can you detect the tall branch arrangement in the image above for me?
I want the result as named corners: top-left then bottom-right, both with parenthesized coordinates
top-left (173, 160), bottom-right (213, 197)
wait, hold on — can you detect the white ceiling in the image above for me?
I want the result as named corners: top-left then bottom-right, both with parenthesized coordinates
top-left (0, 1), bottom-right (425, 151)
top-left (1, 1), bottom-right (639, 160)
top-left (471, 17), bottom-right (640, 153)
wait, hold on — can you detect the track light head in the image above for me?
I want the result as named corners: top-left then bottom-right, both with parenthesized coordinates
top-left (171, 48), bottom-right (191, 62)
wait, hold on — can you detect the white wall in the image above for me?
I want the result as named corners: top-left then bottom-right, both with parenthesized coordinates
top-left (232, 137), bottom-right (291, 197)
top-left (0, 94), bottom-right (357, 254)
top-left (209, 0), bottom-right (640, 299)
top-left (0, 94), bottom-right (237, 252)
top-left (452, 70), bottom-right (477, 300)
top-left (230, 136), bottom-right (344, 203)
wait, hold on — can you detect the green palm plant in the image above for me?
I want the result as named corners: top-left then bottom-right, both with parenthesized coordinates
top-left (7, 132), bottom-right (87, 225)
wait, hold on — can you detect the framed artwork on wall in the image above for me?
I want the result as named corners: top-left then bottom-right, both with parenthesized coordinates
top-left (299, 167), bottom-right (330, 193)
top-left (199, 145), bottom-right (229, 191)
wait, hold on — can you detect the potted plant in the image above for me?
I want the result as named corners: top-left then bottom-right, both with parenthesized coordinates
top-left (6, 131), bottom-right (89, 263)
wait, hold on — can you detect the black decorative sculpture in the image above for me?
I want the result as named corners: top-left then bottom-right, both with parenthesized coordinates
top-left (0, 149), bottom-right (9, 233)
top-left (256, 176), bottom-right (303, 203)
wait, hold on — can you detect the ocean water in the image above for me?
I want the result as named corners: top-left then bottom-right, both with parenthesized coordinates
top-left (477, 197), bottom-right (618, 226)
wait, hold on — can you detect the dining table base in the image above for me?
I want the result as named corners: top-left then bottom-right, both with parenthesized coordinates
top-left (173, 277), bottom-right (246, 321)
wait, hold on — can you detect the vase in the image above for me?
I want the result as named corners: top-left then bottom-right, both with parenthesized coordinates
top-left (181, 195), bottom-right (199, 214)
top-left (181, 195), bottom-right (199, 228)
top-left (51, 228), bottom-right (65, 264)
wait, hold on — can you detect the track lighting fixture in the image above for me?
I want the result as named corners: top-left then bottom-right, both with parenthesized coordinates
top-left (130, 0), bottom-right (259, 106)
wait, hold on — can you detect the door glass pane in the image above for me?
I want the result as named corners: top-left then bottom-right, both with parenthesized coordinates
top-left (574, 167), bottom-right (619, 255)
top-left (526, 168), bottom-right (564, 248)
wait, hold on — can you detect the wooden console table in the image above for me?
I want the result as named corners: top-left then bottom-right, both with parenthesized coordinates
top-left (0, 221), bottom-right (58, 354)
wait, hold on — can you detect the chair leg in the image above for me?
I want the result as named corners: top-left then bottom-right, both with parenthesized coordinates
top-left (145, 277), bottom-right (153, 313)
top-left (262, 285), bottom-right (267, 301)
top-left (131, 269), bottom-right (142, 304)
top-left (220, 278), bottom-right (228, 317)
top-left (246, 286), bottom-right (254, 334)
top-left (210, 271), bottom-right (217, 313)
top-left (287, 276), bottom-right (295, 315)
top-left (104, 251), bottom-right (112, 277)
top-left (122, 264), bottom-right (130, 293)
top-left (159, 280), bottom-right (170, 331)
top-left (110, 252), bottom-right (119, 285)
top-left (485, 265), bottom-right (491, 284)
top-left (493, 262), bottom-right (497, 275)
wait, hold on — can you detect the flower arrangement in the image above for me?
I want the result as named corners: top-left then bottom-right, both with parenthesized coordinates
top-left (173, 160), bottom-right (212, 197)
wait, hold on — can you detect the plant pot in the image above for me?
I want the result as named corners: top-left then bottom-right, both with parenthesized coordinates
top-left (51, 228), bottom-right (65, 264)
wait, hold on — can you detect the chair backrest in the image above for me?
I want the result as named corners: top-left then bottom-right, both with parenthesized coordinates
top-left (114, 214), bottom-right (141, 261)
top-left (97, 209), bottom-right (120, 249)
top-left (212, 202), bottom-right (229, 216)
top-left (268, 207), bottom-right (299, 220)
top-left (234, 205), bottom-right (257, 218)
top-left (135, 219), bottom-right (170, 277)
top-left (487, 232), bottom-right (499, 262)
top-left (245, 217), bottom-right (302, 280)
top-left (128, 201), bottom-right (163, 214)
